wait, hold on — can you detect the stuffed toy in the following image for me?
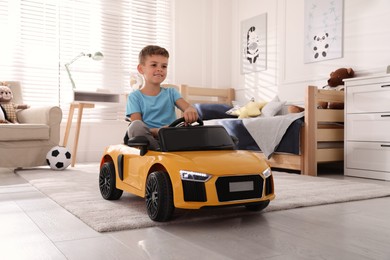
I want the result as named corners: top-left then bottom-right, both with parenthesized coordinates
top-left (327, 67), bottom-right (355, 89)
top-left (288, 105), bottom-right (304, 113)
top-left (229, 99), bottom-right (266, 119)
top-left (0, 84), bottom-right (29, 123)
top-left (318, 67), bottom-right (354, 109)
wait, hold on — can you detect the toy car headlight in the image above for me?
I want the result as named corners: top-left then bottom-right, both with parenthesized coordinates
top-left (180, 170), bottom-right (211, 182)
top-left (262, 167), bottom-right (272, 178)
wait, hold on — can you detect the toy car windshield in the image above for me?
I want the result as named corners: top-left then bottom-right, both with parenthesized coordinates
top-left (158, 125), bottom-right (235, 152)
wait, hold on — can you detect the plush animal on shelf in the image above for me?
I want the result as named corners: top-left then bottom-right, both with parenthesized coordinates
top-left (0, 84), bottom-right (29, 123)
top-left (327, 67), bottom-right (355, 89)
top-left (318, 67), bottom-right (354, 109)
top-left (229, 99), bottom-right (266, 119)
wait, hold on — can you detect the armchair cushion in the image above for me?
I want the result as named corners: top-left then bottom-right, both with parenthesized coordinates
top-left (0, 106), bottom-right (62, 141)
top-left (17, 106), bottom-right (62, 125)
top-left (0, 124), bottom-right (49, 141)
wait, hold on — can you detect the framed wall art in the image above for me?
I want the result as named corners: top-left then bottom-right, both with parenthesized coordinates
top-left (304, 0), bottom-right (343, 63)
top-left (241, 13), bottom-right (267, 74)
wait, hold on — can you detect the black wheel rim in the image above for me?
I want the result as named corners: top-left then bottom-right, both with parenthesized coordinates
top-left (145, 175), bottom-right (159, 219)
top-left (99, 165), bottom-right (111, 198)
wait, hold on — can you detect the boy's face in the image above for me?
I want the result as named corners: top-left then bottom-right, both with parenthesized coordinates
top-left (138, 54), bottom-right (168, 86)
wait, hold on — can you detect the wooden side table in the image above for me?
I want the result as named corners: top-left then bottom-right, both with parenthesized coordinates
top-left (62, 102), bottom-right (95, 167)
top-left (62, 90), bottom-right (121, 167)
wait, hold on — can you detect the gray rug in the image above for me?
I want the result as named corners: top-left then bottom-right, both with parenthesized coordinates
top-left (17, 164), bottom-right (390, 232)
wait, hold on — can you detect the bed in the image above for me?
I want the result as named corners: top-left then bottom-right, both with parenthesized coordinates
top-left (176, 84), bottom-right (344, 176)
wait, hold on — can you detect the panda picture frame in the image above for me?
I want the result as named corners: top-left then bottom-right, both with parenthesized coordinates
top-left (240, 13), bottom-right (267, 74)
top-left (304, 0), bottom-right (343, 63)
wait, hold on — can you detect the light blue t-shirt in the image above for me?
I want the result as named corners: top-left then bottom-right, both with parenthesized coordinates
top-left (126, 87), bottom-right (182, 128)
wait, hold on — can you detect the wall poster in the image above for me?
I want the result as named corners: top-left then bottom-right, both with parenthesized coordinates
top-left (304, 0), bottom-right (344, 63)
top-left (241, 13), bottom-right (267, 74)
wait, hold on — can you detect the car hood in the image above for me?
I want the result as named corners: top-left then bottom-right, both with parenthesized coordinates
top-left (168, 150), bottom-right (269, 175)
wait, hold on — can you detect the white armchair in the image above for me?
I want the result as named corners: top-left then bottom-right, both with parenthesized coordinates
top-left (0, 81), bottom-right (62, 169)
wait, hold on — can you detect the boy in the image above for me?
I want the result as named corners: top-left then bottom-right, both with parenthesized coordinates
top-left (126, 45), bottom-right (198, 150)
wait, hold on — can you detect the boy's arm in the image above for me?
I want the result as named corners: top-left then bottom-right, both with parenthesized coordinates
top-left (175, 98), bottom-right (198, 123)
top-left (130, 112), bottom-right (160, 137)
top-left (130, 112), bottom-right (142, 122)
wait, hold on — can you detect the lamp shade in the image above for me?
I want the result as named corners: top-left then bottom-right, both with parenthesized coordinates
top-left (65, 51), bottom-right (104, 89)
top-left (89, 52), bottom-right (104, 61)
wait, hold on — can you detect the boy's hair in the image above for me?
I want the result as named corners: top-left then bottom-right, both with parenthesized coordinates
top-left (139, 45), bottom-right (169, 64)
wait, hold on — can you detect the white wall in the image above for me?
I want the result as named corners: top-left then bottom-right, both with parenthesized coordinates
top-left (173, 0), bottom-right (233, 88)
top-left (174, 0), bottom-right (390, 103)
top-left (276, 0), bottom-right (390, 102)
top-left (173, 0), bottom-right (280, 102)
top-left (232, 0), bottom-right (279, 102)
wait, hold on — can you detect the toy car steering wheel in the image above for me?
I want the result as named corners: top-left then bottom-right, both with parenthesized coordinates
top-left (168, 117), bottom-right (204, 127)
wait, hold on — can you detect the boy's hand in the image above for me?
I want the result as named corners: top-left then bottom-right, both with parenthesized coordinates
top-left (183, 106), bottom-right (198, 125)
top-left (151, 126), bottom-right (167, 138)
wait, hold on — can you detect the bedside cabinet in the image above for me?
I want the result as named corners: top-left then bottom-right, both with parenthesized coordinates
top-left (344, 74), bottom-right (390, 181)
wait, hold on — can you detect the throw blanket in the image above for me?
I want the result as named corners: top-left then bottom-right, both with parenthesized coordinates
top-left (243, 112), bottom-right (304, 159)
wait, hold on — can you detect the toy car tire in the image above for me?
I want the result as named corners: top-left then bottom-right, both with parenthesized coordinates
top-left (99, 161), bottom-right (123, 200)
top-left (145, 171), bottom-right (174, 222)
top-left (245, 200), bottom-right (270, 212)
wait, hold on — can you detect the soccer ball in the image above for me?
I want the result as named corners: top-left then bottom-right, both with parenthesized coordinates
top-left (46, 146), bottom-right (72, 170)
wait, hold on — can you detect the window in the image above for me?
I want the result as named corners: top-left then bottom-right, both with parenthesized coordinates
top-left (0, 0), bottom-right (172, 121)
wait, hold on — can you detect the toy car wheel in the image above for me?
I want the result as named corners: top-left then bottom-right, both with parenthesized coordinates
top-left (245, 200), bottom-right (270, 211)
top-left (99, 161), bottom-right (123, 200)
top-left (145, 171), bottom-right (174, 222)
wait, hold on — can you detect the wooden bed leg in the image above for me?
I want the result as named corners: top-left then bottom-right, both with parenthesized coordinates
top-left (300, 125), bottom-right (305, 174)
top-left (304, 86), bottom-right (318, 176)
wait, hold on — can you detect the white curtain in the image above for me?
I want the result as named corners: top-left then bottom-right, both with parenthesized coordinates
top-left (0, 0), bottom-right (172, 121)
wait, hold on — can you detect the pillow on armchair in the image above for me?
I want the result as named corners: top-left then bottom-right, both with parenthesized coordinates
top-left (193, 103), bottom-right (238, 120)
top-left (0, 104), bottom-right (7, 123)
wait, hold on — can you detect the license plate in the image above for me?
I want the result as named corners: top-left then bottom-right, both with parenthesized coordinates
top-left (229, 181), bottom-right (254, 192)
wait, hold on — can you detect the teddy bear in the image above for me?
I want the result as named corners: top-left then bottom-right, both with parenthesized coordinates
top-left (318, 67), bottom-right (355, 109)
top-left (0, 83), bottom-right (29, 123)
top-left (327, 67), bottom-right (355, 90)
top-left (229, 99), bottom-right (266, 119)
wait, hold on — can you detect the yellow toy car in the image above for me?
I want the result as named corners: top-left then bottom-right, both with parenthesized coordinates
top-left (99, 118), bottom-right (275, 222)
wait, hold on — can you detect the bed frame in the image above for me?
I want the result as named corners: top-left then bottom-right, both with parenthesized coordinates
top-left (178, 84), bottom-right (344, 176)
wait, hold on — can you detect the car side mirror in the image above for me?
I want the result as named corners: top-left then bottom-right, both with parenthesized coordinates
top-left (127, 136), bottom-right (149, 156)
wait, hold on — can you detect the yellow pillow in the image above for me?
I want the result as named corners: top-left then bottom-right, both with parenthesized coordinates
top-left (231, 100), bottom-right (267, 119)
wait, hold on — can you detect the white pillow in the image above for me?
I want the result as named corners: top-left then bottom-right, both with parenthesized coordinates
top-left (225, 105), bottom-right (241, 116)
top-left (0, 105), bottom-right (6, 121)
top-left (261, 99), bottom-right (286, 117)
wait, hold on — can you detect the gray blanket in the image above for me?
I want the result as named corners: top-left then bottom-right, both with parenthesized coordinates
top-left (242, 112), bottom-right (304, 159)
